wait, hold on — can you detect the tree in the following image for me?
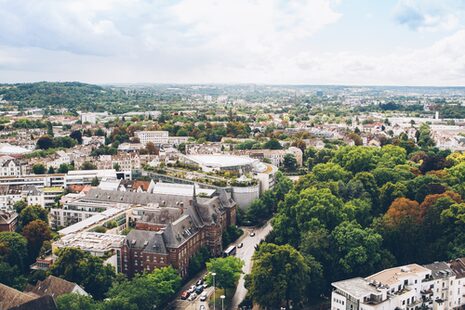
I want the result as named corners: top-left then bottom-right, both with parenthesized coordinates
top-left (107, 266), bottom-right (181, 309)
top-left (0, 261), bottom-right (27, 290)
top-left (332, 146), bottom-right (380, 174)
top-left (206, 256), bottom-right (243, 296)
top-left (0, 232), bottom-right (28, 272)
top-left (81, 161), bottom-right (97, 170)
top-left (295, 187), bottom-right (345, 230)
top-left (13, 199), bottom-right (27, 214)
top-left (36, 135), bottom-right (54, 150)
top-left (47, 166), bottom-right (55, 174)
top-left (46, 121), bottom-right (54, 137)
top-left (22, 220), bottom-right (52, 262)
top-left (70, 130), bottom-right (83, 144)
top-left (312, 162), bottom-right (352, 183)
top-left (249, 243), bottom-right (312, 308)
top-left (330, 221), bottom-right (393, 278)
top-left (57, 163), bottom-right (72, 173)
top-left (145, 142), bottom-right (158, 155)
top-left (91, 176), bottom-right (100, 186)
top-left (32, 163), bottom-right (46, 174)
top-left (282, 153), bottom-right (297, 172)
top-left (18, 204), bottom-right (48, 230)
top-left (51, 247), bottom-right (115, 299)
top-left (113, 163), bottom-right (121, 171)
top-left (379, 182), bottom-right (408, 213)
top-left (56, 293), bottom-right (99, 310)
top-left (263, 138), bottom-right (282, 150)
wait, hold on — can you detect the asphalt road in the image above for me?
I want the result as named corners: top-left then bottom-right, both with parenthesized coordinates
top-left (230, 222), bottom-right (272, 310)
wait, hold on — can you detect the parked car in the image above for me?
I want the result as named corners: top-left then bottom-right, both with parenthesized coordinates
top-left (237, 242), bottom-right (243, 248)
top-left (195, 285), bottom-right (204, 294)
top-left (200, 292), bottom-right (208, 301)
top-left (181, 291), bottom-right (190, 300)
top-left (250, 232), bottom-right (255, 237)
top-left (188, 285), bottom-right (196, 293)
top-left (200, 306), bottom-right (206, 310)
top-left (196, 279), bottom-right (203, 286)
top-left (188, 292), bottom-right (197, 301)
top-left (202, 282), bottom-right (209, 289)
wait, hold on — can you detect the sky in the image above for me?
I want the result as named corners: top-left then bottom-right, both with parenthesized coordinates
top-left (1, 0), bottom-right (465, 86)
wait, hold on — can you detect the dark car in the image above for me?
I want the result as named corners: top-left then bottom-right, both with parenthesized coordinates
top-left (181, 291), bottom-right (190, 300)
top-left (195, 285), bottom-right (204, 294)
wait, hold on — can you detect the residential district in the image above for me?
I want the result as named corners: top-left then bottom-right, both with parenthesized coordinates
top-left (2, 83), bottom-right (465, 309)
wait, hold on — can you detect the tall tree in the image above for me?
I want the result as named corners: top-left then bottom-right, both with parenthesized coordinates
top-left (249, 243), bottom-right (312, 309)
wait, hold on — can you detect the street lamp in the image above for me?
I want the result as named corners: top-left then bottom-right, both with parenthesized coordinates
top-left (220, 295), bottom-right (225, 310)
top-left (212, 272), bottom-right (217, 310)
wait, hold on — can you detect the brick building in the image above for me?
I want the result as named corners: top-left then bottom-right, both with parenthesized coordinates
top-left (121, 187), bottom-right (236, 278)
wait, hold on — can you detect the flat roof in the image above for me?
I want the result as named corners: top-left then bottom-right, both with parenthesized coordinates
top-left (332, 277), bottom-right (380, 299)
top-left (185, 154), bottom-right (257, 168)
top-left (58, 207), bottom-right (124, 235)
top-left (366, 264), bottom-right (429, 286)
top-left (152, 182), bottom-right (215, 197)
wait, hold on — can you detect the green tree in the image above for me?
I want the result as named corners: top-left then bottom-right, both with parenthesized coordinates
top-left (0, 261), bottom-right (27, 290)
top-left (311, 162), bottom-right (352, 183)
top-left (295, 187), bottom-right (345, 230)
top-left (282, 153), bottom-right (297, 172)
top-left (51, 247), bottom-right (115, 299)
top-left (249, 243), bottom-right (312, 309)
top-left (32, 163), bottom-right (46, 174)
top-left (36, 135), bottom-right (54, 150)
top-left (18, 205), bottom-right (48, 230)
top-left (91, 176), bottom-right (100, 186)
top-left (70, 130), bottom-right (83, 144)
top-left (0, 232), bottom-right (28, 272)
top-left (107, 266), bottom-right (181, 309)
top-left (264, 138), bottom-right (282, 150)
top-left (81, 161), bottom-right (97, 170)
top-left (22, 220), bottom-right (52, 262)
top-left (206, 256), bottom-right (244, 296)
top-left (56, 293), bottom-right (99, 310)
top-left (330, 221), bottom-right (393, 278)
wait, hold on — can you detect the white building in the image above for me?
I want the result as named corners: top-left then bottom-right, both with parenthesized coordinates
top-left (331, 261), bottom-right (465, 310)
top-left (0, 158), bottom-right (26, 176)
top-left (135, 130), bottom-right (189, 146)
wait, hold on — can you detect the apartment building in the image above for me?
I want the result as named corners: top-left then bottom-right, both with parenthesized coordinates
top-left (331, 260), bottom-right (465, 310)
top-left (134, 130), bottom-right (189, 146)
top-left (0, 158), bottom-right (27, 176)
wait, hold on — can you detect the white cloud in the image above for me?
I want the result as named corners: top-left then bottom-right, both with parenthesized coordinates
top-left (1, 0), bottom-right (465, 86)
top-left (394, 0), bottom-right (464, 32)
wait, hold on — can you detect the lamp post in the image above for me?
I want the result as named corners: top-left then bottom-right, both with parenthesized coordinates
top-left (212, 272), bottom-right (217, 310)
top-left (220, 295), bottom-right (225, 310)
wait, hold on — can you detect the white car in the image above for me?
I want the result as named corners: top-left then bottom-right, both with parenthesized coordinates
top-left (200, 292), bottom-right (208, 301)
top-left (188, 292), bottom-right (197, 301)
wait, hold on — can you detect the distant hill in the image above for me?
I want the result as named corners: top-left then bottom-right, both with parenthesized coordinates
top-left (0, 82), bottom-right (143, 113)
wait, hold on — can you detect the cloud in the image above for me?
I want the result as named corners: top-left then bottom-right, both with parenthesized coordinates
top-left (394, 0), bottom-right (463, 32)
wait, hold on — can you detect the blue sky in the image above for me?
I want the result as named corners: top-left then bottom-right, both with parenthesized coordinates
top-left (1, 0), bottom-right (465, 86)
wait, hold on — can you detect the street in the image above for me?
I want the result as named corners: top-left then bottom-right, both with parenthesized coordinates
top-left (171, 221), bottom-right (272, 310)
top-left (230, 222), bottom-right (272, 309)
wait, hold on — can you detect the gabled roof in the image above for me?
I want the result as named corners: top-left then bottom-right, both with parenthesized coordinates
top-left (0, 283), bottom-right (36, 310)
top-left (25, 275), bottom-right (85, 298)
top-left (9, 295), bottom-right (57, 310)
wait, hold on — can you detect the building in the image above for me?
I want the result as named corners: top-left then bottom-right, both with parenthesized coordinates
top-left (0, 283), bottom-right (57, 310)
top-left (0, 185), bottom-right (44, 210)
top-left (25, 275), bottom-right (88, 299)
top-left (330, 260), bottom-right (465, 310)
top-left (0, 158), bottom-right (27, 176)
top-left (0, 210), bottom-right (18, 232)
top-left (134, 131), bottom-right (189, 146)
top-left (120, 184), bottom-right (236, 278)
top-left (53, 232), bottom-right (125, 272)
top-left (233, 147), bottom-right (303, 167)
